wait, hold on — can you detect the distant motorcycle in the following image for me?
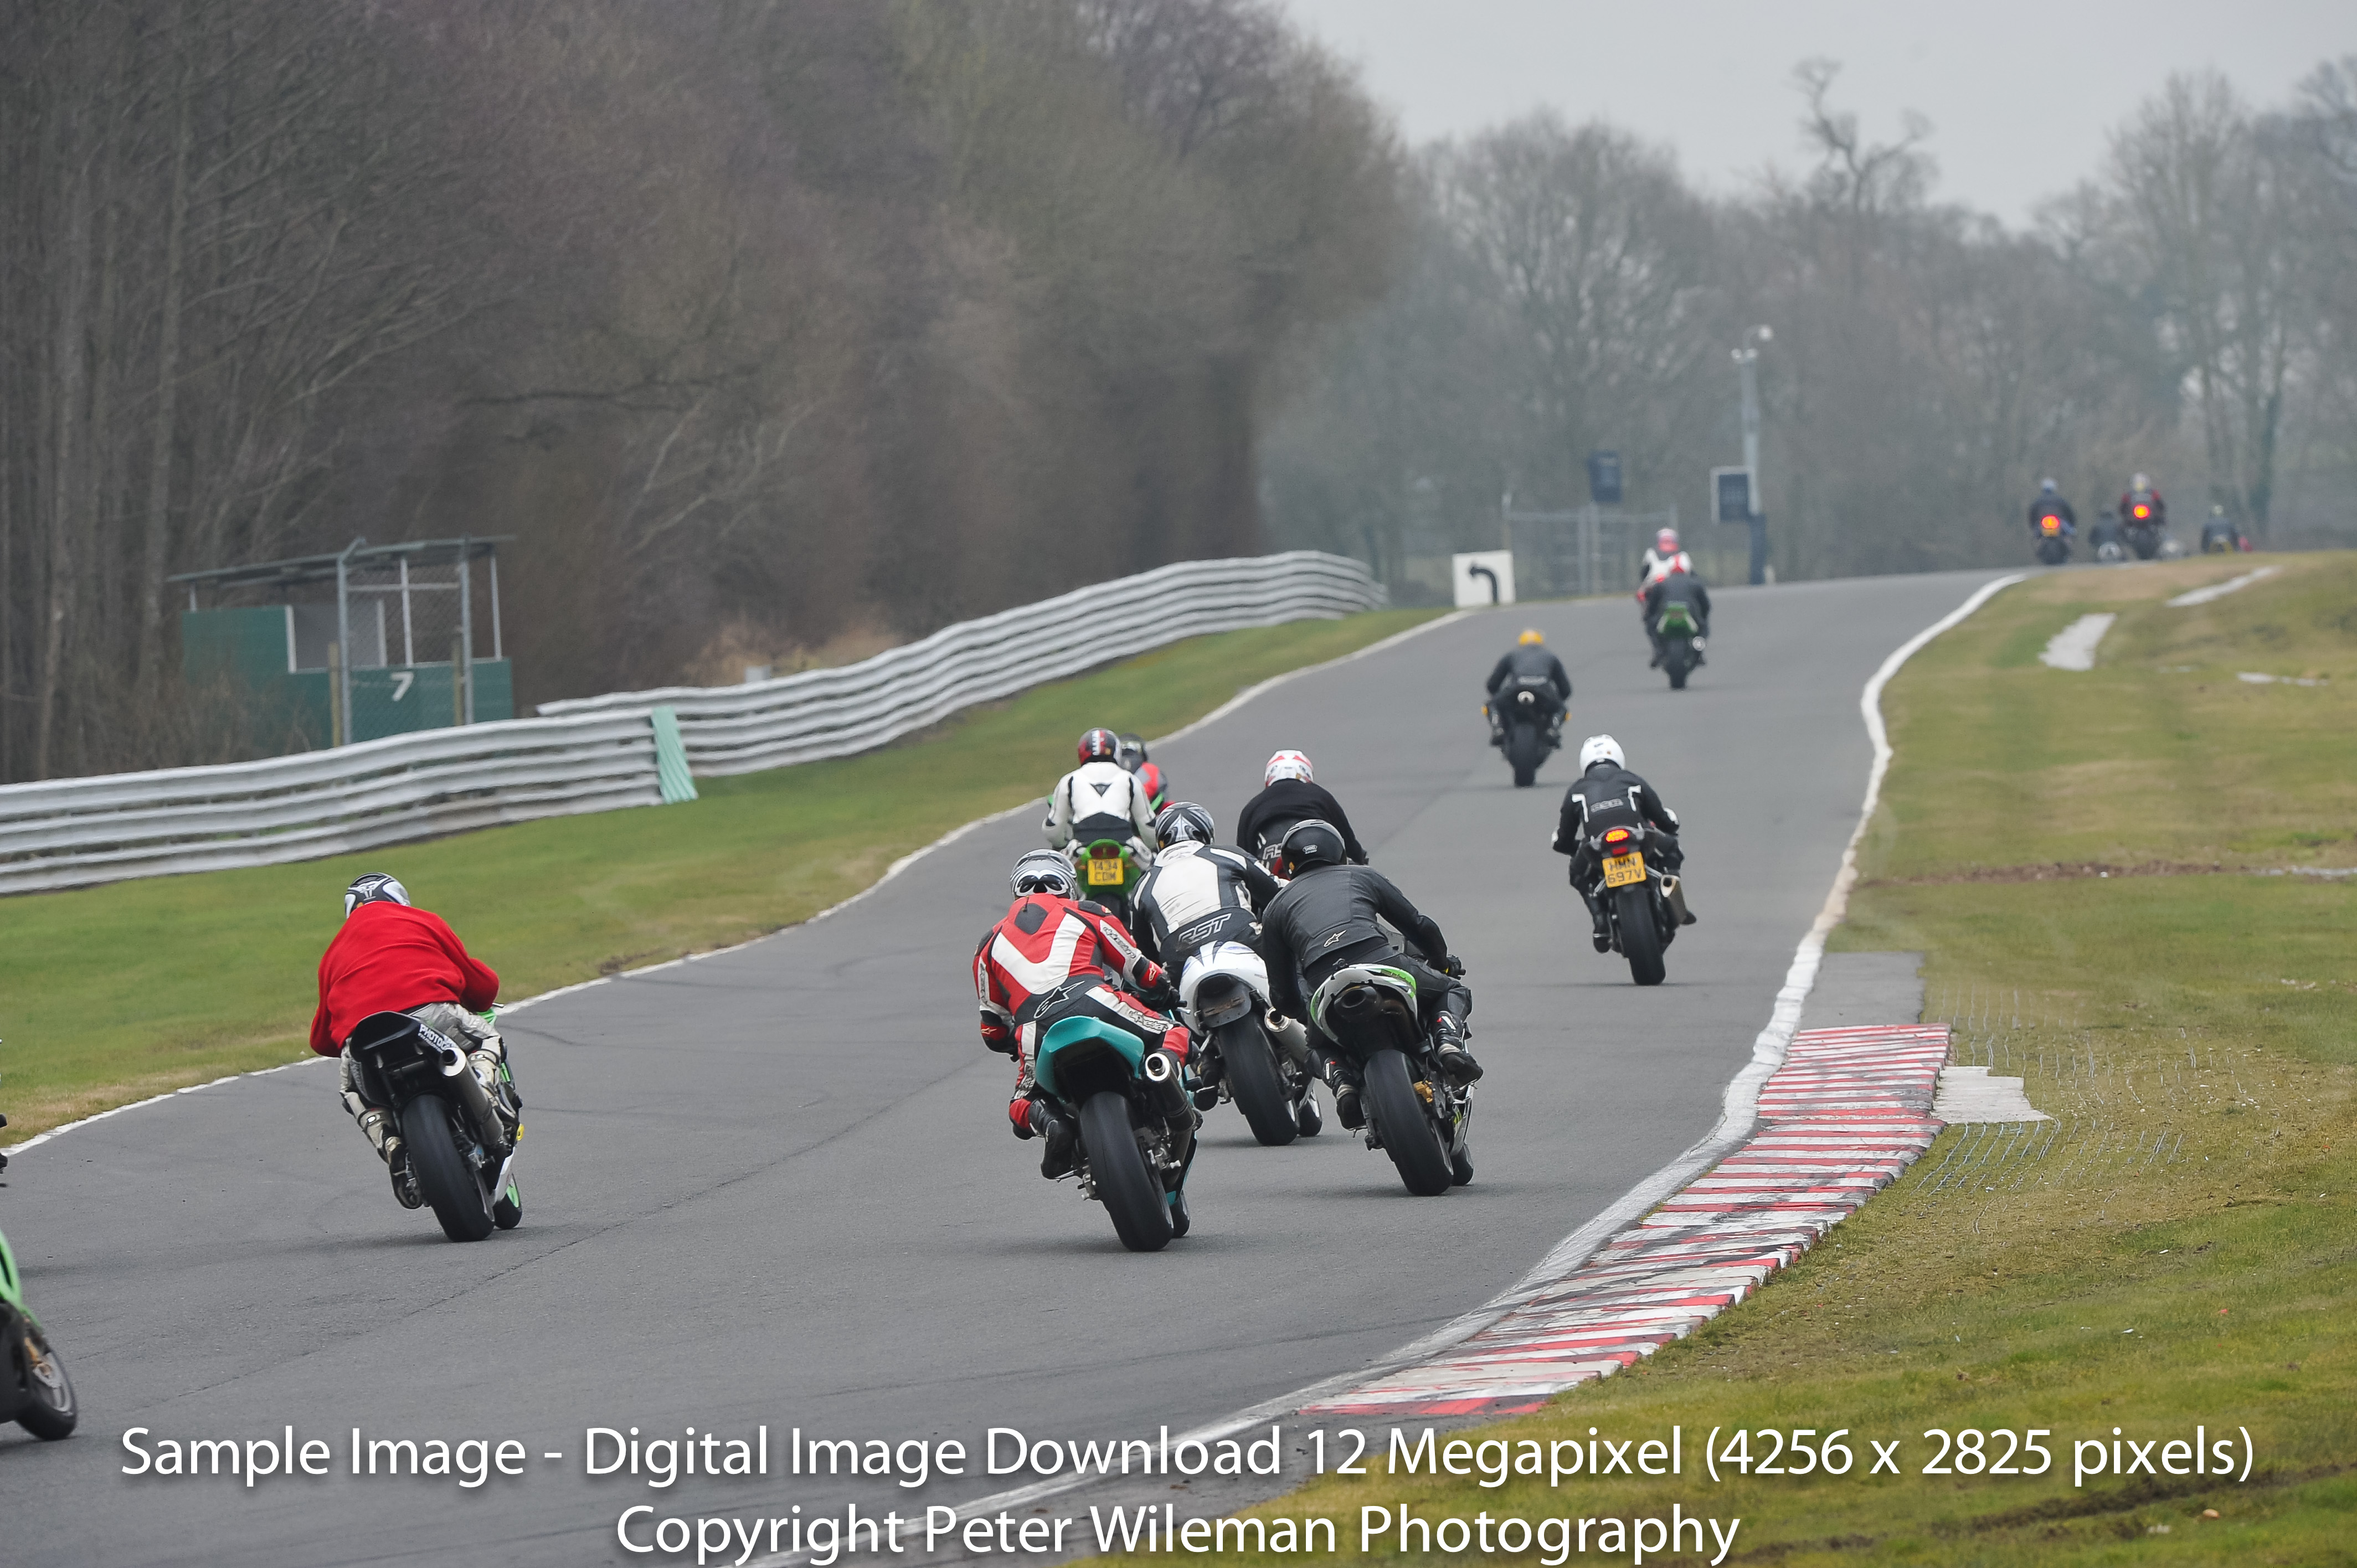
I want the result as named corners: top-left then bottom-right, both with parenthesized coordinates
top-left (344, 1010), bottom-right (522, 1242)
top-left (1308, 965), bottom-right (1472, 1196)
top-left (2121, 496), bottom-right (2163, 560)
top-left (2033, 510), bottom-right (2072, 567)
top-left (0, 1123), bottom-right (79, 1440)
top-left (1654, 601), bottom-right (1703, 689)
top-left (1179, 942), bottom-right (1318, 1145)
top-left (1574, 824), bottom-right (1689, 986)
top-left (1486, 678), bottom-right (1563, 786)
top-left (1033, 1014), bottom-right (1197, 1250)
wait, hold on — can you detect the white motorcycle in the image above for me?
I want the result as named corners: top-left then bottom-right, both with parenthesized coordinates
top-left (1179, 942), bottom-right (1320, 1146)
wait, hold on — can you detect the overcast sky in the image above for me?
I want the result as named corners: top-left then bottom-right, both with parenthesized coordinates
top-left (1278, 0), bottom-right (2354, 226)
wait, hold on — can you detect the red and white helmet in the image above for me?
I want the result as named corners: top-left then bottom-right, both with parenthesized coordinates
top-left (1264, 750), bottom-right (1313, 786)
top-left (1655, 527), bottom-right (1680, 553)
top-left (1077, 728), bottom-right (1119, 764)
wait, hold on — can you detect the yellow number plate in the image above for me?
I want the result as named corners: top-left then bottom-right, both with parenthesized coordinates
top-left (1086, 856), bottom-right (1125, 886)
top-left (1603, 850), bottom-right (1646, 888)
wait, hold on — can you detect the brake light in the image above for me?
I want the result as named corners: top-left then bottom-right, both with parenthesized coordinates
top-left (2041, 516), bottom-right (2060, 533)
top-left (1603, 828), bottom-right (1633, 846)
top-left (2133, 504), bottom-right (2150, 519)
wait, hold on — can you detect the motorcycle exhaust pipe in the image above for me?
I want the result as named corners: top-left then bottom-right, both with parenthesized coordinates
top-left (1140, 1049), bottom-right (1189, 1118)
top-left (1662, 875), bottom-right (1695, 927)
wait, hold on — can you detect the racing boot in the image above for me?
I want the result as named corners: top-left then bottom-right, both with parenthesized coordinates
top-left (1579, 888), bottom-right (1612, 952)
top-left (1015, 1098), bottom-right (1079, 1179)
top-left (1432, 1010), bottom-right (1483, 1085)
top-left (344, 1090), bottom-right (405, 1166)
top-left (1325, 1058), bottom-right (1365, 1130)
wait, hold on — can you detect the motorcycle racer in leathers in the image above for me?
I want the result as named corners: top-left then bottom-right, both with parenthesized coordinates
top-left (1046, 728), bottom-right (1157, 865)
top-left (310, 874), bottom-right (517, 1205)
top-left (1255, 821), bottom-right (1479, 1131)
top-left (975, 850), bottom-right (1192, 1178)
top-left (1552, 735), bottom-right (1694, 948)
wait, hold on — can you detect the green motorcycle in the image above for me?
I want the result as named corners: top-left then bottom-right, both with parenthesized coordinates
top-left (0, 1117), bottom-right (79, 1441)
top-left (1068, 837), bottom-right (1148, 924)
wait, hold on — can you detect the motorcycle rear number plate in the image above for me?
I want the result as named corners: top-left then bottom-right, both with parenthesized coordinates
top-left (1087, 857), bottom-right (1124, 885)
top-left (1603, 851), bottom-right (1646, 888)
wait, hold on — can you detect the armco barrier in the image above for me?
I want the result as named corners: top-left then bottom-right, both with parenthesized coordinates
top-left (0, 552), bottom-right (1380, 895)
top-left (537, 551), bottom-right (1382, 776)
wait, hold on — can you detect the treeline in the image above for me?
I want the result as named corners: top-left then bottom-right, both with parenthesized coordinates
top-left (1265, 61), bottom-right (2357, 591)
top-left (0, 0), bottom-right (1399, 781)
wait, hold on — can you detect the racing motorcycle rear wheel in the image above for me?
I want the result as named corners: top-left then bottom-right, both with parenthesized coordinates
top-left (1506, 721), bottom-right (1546, 787)
top-left (1217, 1020), bottom-right (1297, 1147)
top-left (12, 1320), bottom-right (77, 1440)
top-left (1365, 1049), bottom-right (1453, 1196)
top-left (1080, 1091), bottom-right (1174, 1252)
top-left (402, 1095), bottom-right (497, 1242)
top-left (1617, 884), bottom-right (1667, 986)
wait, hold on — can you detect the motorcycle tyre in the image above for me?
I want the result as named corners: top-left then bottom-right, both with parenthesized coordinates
top-left (1617, 884), bottom-right (1668, 987)
top-left (493, 1176), bottom-right (523, 1230)
top-left (1506, 722), bottom-right (1545, 788)
top-left (13, 1321), bottom-right (77, 1440)
top-left (1366, 1049), bottom-right (1454, 1197)
top-left (1217, 1020), bottom-right (1297, 1147)
top-left (1080, 1091), bottom-right (1173, 1252)
top-left (402, 1095), bottom-right (496, 1242)
top-left (1663, 640), bottom-right (1694, 690)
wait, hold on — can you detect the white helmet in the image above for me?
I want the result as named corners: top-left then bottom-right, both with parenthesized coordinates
top-left (1577, 734), bottom-right (1625, 772)
top-left (2131, 472), bottom-right (2150, 491)
top-left (1655, 527), bottom-right (1680, 553)
top-left (1264, 750), bottom-right (1313, 786)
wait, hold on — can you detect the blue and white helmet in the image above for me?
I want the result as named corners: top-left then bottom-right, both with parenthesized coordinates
top-left (343, 873), bottom-right (411, 919)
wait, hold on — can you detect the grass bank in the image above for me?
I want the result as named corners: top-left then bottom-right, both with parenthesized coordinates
top-left (1102, 555), bottom-right (2353, 1565)
top-left (0, 610), bottom-right (1439, 1144)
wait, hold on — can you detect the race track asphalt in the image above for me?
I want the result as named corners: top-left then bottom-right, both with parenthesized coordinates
top-left (0, 569), bottom-right (2004, 1565)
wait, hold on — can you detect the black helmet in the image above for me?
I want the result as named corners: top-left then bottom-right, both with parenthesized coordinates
top-left (1279, 819), bottom-right (1346, 876)
top-left (1010, 850), bottom-right (1074, 898)
top-left (1116, 733), bottom-right (1149, 773)
top-left (343, 872), bottom-right (411, 920)
top-left (1154, 802), bottom-right (1214, 849)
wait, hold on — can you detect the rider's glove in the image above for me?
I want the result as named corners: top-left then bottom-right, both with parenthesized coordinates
top-left (1439, 954), bottom-right (1466, 979)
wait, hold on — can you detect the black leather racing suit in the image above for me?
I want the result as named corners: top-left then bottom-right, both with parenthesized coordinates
top-left (1485, 646), bottom-right (1572, 737)
top-left (1641, 573), bottom-right (1711, 659)
top-left (1256, 863), bottom-right (1472, 1094)
top-left (1553, 761), bottom-right (1684, 928)
top-left (1234, 780), bottom-right (1369, 868)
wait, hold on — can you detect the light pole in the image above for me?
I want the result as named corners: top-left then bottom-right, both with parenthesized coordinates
top-left (1733, 325), bottom-right (1772, 584)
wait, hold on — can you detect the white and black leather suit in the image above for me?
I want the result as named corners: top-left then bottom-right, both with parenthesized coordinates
top-left (1129, 842), bottom-right (1283, 969)
top-left (1255, 863), bottom-right (1470, 1043)
top-left (1552, 761), bottom-right (1684, 906)
top-left (1234, 780), bottom-right (1368, 866)
top-left (1485, 645), bottom-right (1572, 719)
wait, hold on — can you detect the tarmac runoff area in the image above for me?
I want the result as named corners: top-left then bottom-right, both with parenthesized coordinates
top-left (0, 569), bottom-right (2015, 1568)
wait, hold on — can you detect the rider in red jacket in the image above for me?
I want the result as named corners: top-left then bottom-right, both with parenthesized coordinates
top-left (313, 874), bottom-right (511, 1195)
top-left (975, 850), bottom-right (1188, 1176)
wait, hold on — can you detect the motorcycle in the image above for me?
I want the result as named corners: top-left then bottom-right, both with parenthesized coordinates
top-left (1033, 1014), bottom-right (1197, 1251)
top-left (1576, 824), bottom-right (1689, 987)
top-left (0, 1120), bottom-right (79, 1441)
top-left (1179, 942), bottom-right (1319, 1146)
top-left (1486, 678), bottom-right (1563, 787)
top-left (1068, 837), bottom-right (1149, 925)
top-left (1307, 964), bottom-right (1471, 1196)
top-left (343, 1010), bottom-right (522, 1242)
top-left (2122, 498), bottom-right (2163, 560)
top-left (2034, 511), bottom-right (2072, 566)
top-left (1654, 601), bottom-right (1703, 690)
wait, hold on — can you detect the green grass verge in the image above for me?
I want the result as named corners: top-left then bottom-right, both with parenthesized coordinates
top-left (1090, 555), bottom-right (2355, 1565)
top-left (0, 610), bottom-right (1439, 1144)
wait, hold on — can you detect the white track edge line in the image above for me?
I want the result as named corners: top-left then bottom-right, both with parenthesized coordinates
top-left (765, 572), bottom-right (2028, 1551)
top-left (6, 612), bottom-right (1468, 1158)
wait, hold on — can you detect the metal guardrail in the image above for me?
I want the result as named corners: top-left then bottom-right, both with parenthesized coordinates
top-left (0, 553), bottom-right (1380, 894)
top-left (537, 551), bottom-right (1382, 776)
